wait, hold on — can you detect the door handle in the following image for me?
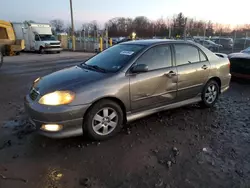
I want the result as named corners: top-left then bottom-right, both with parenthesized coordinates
top-left (165, 71), bottom-right (177, 77)
top-left (201, 65), bottom-right (208, 70)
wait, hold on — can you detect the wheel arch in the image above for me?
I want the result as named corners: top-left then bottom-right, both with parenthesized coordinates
top-left (206, 77), bottom-right (221, 92)
top-left (83, 96), bottom-right (127, 124)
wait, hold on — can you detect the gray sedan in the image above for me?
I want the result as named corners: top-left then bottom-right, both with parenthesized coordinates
top-left (25, 39), bottom-right (231, 140)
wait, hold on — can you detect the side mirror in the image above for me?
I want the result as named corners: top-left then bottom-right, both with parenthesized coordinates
top-left (131, 64), bottom-right (149, 73)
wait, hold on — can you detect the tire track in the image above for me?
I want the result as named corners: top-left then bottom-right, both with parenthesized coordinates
top-left (0, 59), bottom-right (87, 75)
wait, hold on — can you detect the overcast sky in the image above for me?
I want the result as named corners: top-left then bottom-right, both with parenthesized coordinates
top-left (1, 0), bottom-right (249, 29)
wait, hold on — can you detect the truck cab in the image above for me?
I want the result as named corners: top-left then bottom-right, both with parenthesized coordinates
top-left (34, 33), bottom-right (62, 54)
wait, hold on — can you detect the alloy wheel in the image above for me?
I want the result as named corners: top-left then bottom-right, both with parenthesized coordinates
top-left (205, 84), bottom-right (218, 104)
top-left (92, 107), bottom-right (118, 136)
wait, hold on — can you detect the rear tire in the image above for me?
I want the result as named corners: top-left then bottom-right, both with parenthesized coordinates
top-left (200, 80), bottom-right (219, 108)
top-left (83, 99), bottom-right (124, 141)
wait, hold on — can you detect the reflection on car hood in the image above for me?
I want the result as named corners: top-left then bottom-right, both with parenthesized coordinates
top-left (228, 53), bottom-right (250, 59)
top-left (33, 65), bottom-right (108, 95)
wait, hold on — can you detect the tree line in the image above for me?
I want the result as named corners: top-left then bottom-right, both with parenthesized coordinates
top-left (41, 12), bottom-right (250, 38)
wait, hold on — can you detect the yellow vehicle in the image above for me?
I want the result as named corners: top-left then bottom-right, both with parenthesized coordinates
top-left (0, 20), bottom-right (25, 67)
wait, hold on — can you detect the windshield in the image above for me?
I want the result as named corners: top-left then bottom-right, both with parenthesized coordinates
top-left (206, 40), bottom-right (216, 44)
top-left (242, 47), bottom-right (250, 53)
top-left (39, 35), bottom-right (56, 41)
top-left (82, 44), bottom-right (145, 73)
top-left (212, 38), bottom-right (232, 44)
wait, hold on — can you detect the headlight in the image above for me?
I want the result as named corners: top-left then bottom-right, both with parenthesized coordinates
top-left (45, 43), bottom-right (50, 47)
top-left (38, 91), bottom-right (75, 106)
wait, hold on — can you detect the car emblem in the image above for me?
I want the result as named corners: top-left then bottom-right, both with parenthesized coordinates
top-left (30, 88), bottom-right (40, 95)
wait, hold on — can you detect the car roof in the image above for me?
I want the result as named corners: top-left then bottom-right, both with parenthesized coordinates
top-left (213, 38), bottom-right (232, 40)
top-left (121, 39), bottom-right (220, 61)
top-left (121, 39), bottom-right (196, 46)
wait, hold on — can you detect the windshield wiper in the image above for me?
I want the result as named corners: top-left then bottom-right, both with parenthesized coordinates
top-left (81, 63), bottom-right (107, 73)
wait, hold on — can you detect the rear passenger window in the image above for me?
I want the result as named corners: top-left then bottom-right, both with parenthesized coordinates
top-left (199, 50), bottom-right (207, 61)
top-left (174, 44), bottom-right (200, 66)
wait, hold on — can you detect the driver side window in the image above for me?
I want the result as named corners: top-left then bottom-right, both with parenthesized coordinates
top-left (35, 35), bottom-right (40, 41)
top-left (136, 45), bottom-right (172, 71)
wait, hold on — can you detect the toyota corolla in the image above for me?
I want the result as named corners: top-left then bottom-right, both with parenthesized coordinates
top-left (24, 39), bottom-right (231, 140)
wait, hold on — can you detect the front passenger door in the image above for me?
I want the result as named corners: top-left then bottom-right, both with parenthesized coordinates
top-left (129, 45), bottom-right (178, 112)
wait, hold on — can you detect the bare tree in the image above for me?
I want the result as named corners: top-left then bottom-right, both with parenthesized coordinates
top-left (97, 13), bottom-right (250, 38)
top-left (65, 24), bottom-right (72, 35)
top-left (50, 19), bottom-right (64, 33)
top-left (23, 20), bottom-right (36, 25)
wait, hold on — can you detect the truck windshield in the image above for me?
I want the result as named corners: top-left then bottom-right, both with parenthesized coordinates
top-left (39, 35), bottom-right (56, 41)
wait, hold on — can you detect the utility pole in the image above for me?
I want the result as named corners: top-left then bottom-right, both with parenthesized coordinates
top-left (69, 0), bottom-right (75, 51)
top-left (183, 18), bottom-right (187, 40)
top-left (168, 27), bottom-right (171, 39)
top-left (203, 22), bottom-right (207, 46)
top-left (232, 29), bottom-right (236, 53)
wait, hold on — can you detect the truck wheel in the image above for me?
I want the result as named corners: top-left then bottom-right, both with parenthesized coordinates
top-left (0, 51), bottom-right (3, 68)
top-left (39, 47), bottom-right (45, 54)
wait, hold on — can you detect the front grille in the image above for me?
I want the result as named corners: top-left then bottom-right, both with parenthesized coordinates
top-left (29, 88), bottom-right (39, 101)
top-left (50, 42), bottom-right (60, 45)
top-left (50, 46), bottom-right (61, 48)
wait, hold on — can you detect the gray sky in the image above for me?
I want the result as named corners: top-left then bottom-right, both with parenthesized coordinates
top-left (1, 0), bottom-right (249, 29)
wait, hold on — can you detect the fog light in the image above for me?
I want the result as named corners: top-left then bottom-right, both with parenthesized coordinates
top-left (41, 124), bottom-right (63, 132)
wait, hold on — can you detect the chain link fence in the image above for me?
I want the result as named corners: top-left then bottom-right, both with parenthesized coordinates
top-left (57, 29), bottom-right (111, 52)
top-left (57, 29), bottom-right (249, 54)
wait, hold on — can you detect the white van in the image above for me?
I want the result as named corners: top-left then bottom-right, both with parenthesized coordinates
top-left (12, 22), bottom-right (62, 54)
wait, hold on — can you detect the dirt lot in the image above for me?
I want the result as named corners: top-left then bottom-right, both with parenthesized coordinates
top-left (0, 52), bottom-right (250, 188)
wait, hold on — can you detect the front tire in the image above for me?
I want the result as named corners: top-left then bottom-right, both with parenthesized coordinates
top-left (39, 47), bottom-right (45, 54)
top-left (200, 80), bottom-right (219, 108)
top-left (83, 99), bottom-right (124, 141)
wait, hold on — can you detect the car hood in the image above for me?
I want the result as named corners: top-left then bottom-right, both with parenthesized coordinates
top-left (228, 52), bottom-right (250, 59)
top-left (33, 65), bottom-right (108, 95)
top-left (211, 43), bottom-right (221, 47)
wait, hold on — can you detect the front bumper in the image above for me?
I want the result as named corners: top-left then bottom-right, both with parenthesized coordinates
top-left (24, 95), bottom-right (91, 138)
top-left (44, 47), bottom-right (63, 52)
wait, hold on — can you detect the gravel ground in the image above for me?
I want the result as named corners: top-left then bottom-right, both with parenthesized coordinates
top-left (0, 52), bottom-right (249, 188)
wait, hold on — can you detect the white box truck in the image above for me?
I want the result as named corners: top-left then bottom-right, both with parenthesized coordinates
top-left (12, 22), bottom-right (62, 53)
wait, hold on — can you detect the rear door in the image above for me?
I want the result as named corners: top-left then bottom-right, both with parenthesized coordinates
top-left (129, 44), bottom-right (177, 111)
top-left (174, 44), bottom-right (210, 101)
